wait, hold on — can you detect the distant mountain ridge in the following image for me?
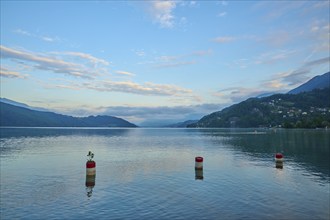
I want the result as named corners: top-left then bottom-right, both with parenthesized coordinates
top-left (288, 72), bottom-right (329, 94)
top-left (188, 72), bottom-right (330, 128)
top-left (164, 120), bottom-right (199, 128)
top-left (0, 102), bottom-right (137, 127)
top-left (188, 88), bottom-right (330, 128)
top-left (0, 98), bottom-right (49, 112)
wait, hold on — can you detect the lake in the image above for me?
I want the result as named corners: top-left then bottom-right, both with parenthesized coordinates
top-left (0, 128), bottom-right (329, 219)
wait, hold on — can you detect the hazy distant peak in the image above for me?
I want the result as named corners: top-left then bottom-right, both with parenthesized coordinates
top-left (288, 72), bottom-right (330, 94)
top-left (0, 98), bottom-right (49, 112)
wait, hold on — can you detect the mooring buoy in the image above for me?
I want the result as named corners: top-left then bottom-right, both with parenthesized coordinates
top-left (275, 153), bottom-right (283, 162)
top-left (275, 153), bottom-right (283, 169)
top-left (195, 156), bottom-right (203, 170)
top-left (86, 151), bottom-right (96, 176)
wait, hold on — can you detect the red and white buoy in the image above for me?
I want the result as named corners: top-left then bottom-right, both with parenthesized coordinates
top-left (85, 151), bottom-right (96, 197)
top-left (86, 160), bottom-right (96, 175)
top-left (86, 151), bottom-right (96, 176)
top-left (275, 153), bottom-right (283, 162)
top-left (195, 156), bottom-right (203, 170)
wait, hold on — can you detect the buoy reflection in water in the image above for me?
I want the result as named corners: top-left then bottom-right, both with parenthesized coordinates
top-left (195, 169), bottom-right (204, 180)
top-left (85, 174), bottom-right (96, 197)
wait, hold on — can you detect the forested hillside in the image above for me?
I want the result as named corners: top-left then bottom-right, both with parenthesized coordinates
top-left (188, 88), bottom-right (330, 128)
top-left (0, 102), bottom-right (137, 127)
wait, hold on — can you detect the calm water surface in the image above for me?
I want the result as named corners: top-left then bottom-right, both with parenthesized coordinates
top-left (0, 128), bottom-right (329, 219)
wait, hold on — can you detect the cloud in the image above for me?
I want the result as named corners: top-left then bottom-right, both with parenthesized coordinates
top-left (115, 70), bottom-right (135, 77)
top-left (1, 46), bottom-right (198, 100)
top-left (41, 36), bottom-right (57, 42)
top-left (254, 1), bottom-right (307, 21)
top-left (52, 78), bottom-right (195, 99)
top-left (215, 87), bottom-right (270, 103)
top-left (217, 12), bottom-right (227, 17)
top-left (312, 1), bottom-right (330, 9)
top-left (192, 49), bottom-right (212, 56)
top-left (0, 45), bottom-right (109, 79)
top-left (62, 51), bottom-right (110, 66)
top-left (265, 30), bottom-right (292, 47)
top-left (220, 1), bottom-right (228, 6)
top-left (214, 56), bottom-right (329, 103)
top-left (59, 103), bottom-right (223, 125)
top-left (304, 57), bottom-right (329, 67)
top-left (158, 55), bottom-right (178, 62)
top-left (212, 36), bottom-right (235, 43)
top-left (147, 1), bottom-right (177, 28)
top-left (0, 67), bottom-right (28, 79)
top-left (132, 49), bottom-right (146, 57)
top-left (14, 28), bottom-right (60, 43)
top-left (263, 57), bottom-right (329, 90)
top-left (255, 49), bottom-right (296, 65)
top-left (154, 60), bottom-right (196, 68)
top-left (14, 29), bottom-right (32, 36)
top-left (88, 81), bottom-right (194, 97)
top-left (309, 22), bottom-right (330, 52)
top-left (261, 79), bottom-right (285, 90)
top-left (149, 50), bottom-right (211, 68)
top-left (136, 48), bottom-right (211, 68)
top-left (269, 71), bottom-right (309, 89)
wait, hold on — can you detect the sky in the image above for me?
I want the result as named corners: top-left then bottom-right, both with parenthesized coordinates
top-left (1, 0), bottom-right (329, 126)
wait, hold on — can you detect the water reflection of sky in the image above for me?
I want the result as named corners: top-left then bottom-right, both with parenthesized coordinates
top-left (1, 128), bottom-right (329, 219)
top-left (1, 128), bottom-right (329, 184)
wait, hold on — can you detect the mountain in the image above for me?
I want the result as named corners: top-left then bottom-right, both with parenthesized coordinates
top-left (288, 72), bottom-right (330, 94)
top-left (188, 88), bottom-right (330, 128)
top-left (0, 98), bottom-right (49, 112)
top-left (188, 72), bottom-right (330, 129)
top-left (164, 120), bottom-right (199, 128)
top-left (0, 102), bottom-right (137, 127)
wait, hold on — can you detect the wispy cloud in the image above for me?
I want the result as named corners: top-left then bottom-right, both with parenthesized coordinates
top-left (212, 36), bottom-right (235, 43)
top-left (0, 45), bottom-right (109, 79)
top-left (255, 49), bottom-right (296, 65)
top-left (86, 81), bottom-right (194, 97)
top-left (0, 67), bottom-right (28, 79)
top-left (227, 49), bottom-right (297, 69)
top-left (50, 78), bottom-right (196, 99)
top-left (14, 28), bottom-right (60, 43)
top-left (41, 36), bottom-right (58, 42)
top-left (304, 56), bottom-right (329, 67)
top-left (192, 49), bottom-right (213, 56)
top-left (270, 69), bottom-right (310, 87)
top-left (147, 49), bottom-right (211, 68)
top-left (132, 49), bottom-right (146, 57)
top-left (214, 87), bottom-right (269, 103)
top-left (220, 1), bottom-right (228, 6)
top-left (154, 60), bottom-right (196, 68)
top-left (61, 51), bottom-right (110, 66)
top-left (115, 70), bottom-right (135, 77)
top-left (217, 11), bottom-right (227, 17)
top-left (153, 54), bottom-right (195, 68)
top-left (262, 56), bottom-right (329, 90)
top-left (309, 20), bottom-right (330, 52)
top-left (147, 1), bottom-right (177, 28)
top-left (253, 1), bottom-right (307, 21)
top-left (214, 56), bottom-right (329, 103)
top-left (14, 29), bottom-right (32, 36)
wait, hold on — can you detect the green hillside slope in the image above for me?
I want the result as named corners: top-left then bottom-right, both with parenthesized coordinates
top-left (188, 88), bottom-right (330, 128)
top-left (0, 102), bottom-right (137, 127)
